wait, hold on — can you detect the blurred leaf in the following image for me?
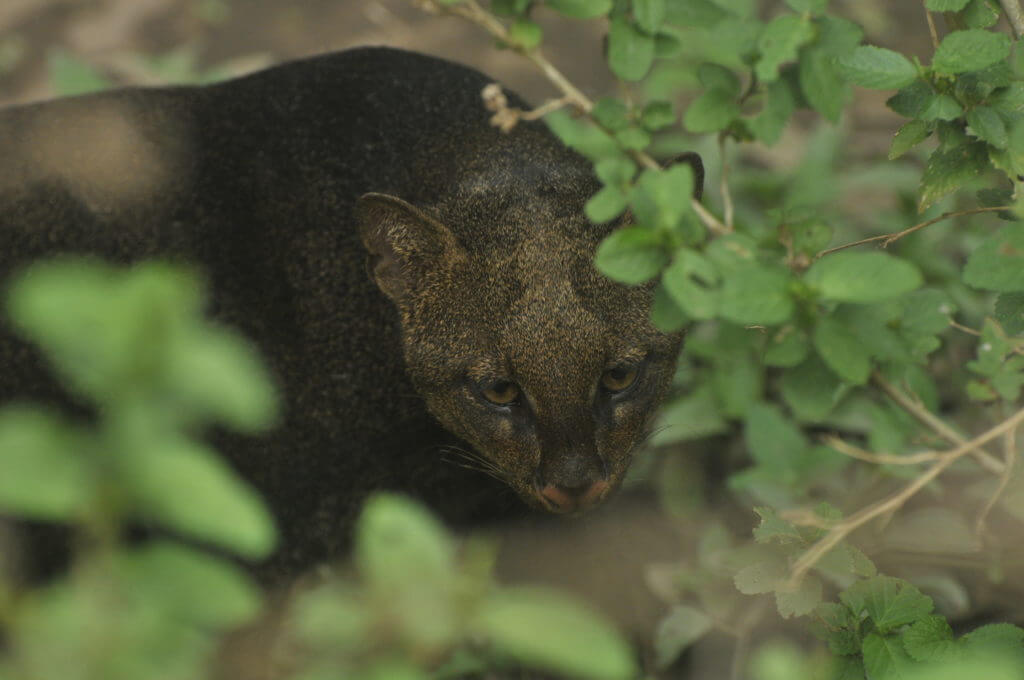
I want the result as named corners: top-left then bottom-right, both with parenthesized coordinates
top-left (775, 574), bottom-right (822, 618)
top-left (862, 633), bottom-right (914, 679)
top-left (654, 605), bottom-right (713, 669)
top-left (734, 556), bottom-right (787, 595)
top-left (633, 0), bottom-right (666, 34)
top-left (475, 588), bottom-right (636, 680)
top-left (840, 576), bottom-right (934, 633)
top-left (546, 0), bottom-right (612, 18)
top-left (745, 403), bottom-right (809, 469)
top-left (595, 227), bottom-right (668, 284)
top-left (903, 615), bottom-right (958, 662)
top-left (806, 252), bottom-right (922, 303)
top-left (631, 164), bottom-right (695, 231)
top-left (507, 18), bottom-right (543, 50)
top-left (652, 385), bottom-right (729, 445)
top-left (995, 292), bottom-right (1024, 334)
top-left (889, 119), bottom-right (933, 159)
top-left (926, 0), bottom-right (970, 9)
top-left (814, 315), bottom-right (871, 384)
top-left (586, 186), bottom-right (630, 223)
top-left (838, 46), bottom-right (918, 89)
top-left (755, 14), bottom-right (815, 83)
top-left (719, 265), bottom-right (795, 324)
top-left (47, 49), bottom-right (111, 96)
top-left (608, 18), bottom-right (656, 81)
top-left (963, 223), bottom-right (1024, 291)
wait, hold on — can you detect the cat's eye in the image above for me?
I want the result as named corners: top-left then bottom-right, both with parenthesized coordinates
top-left (601, 365), bottom-right (639, 393)
top-left (481, 380), bottom-right (520, 406)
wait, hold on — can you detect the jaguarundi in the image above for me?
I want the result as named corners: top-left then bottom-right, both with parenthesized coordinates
top-left (0, 46), bottom-right (703, 581)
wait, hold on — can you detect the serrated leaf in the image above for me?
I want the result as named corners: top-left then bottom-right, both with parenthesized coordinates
top-left (615, 126), bottom-right (651, 150)
top-left (903, 615), bottom-right (957, 662)
top-left (595, 227), bottom-right (668, 284)
top-left (734, 557), bottom-right (788, 595)
top-left (800, 46), bottom-right (849, 123)
top-left (995, 292), bottom-right (1024, 334)
top-left (919, 93), bottom-right (963, 121)
top-left (838, 46), bottom-right (918, 90)
top-left (814, 316), bottom-right (871, 385)
top-left (918, 142), bottom-right (989, 212)
top-left (592, 97), bottom-right (631, 131)
top-left (963, 223), bottom-right (1024, 291)
top-left (719, 264), bottom-right (795, 324)
top-left (968, 105), bottom-right (1009, 148)
top-left (753, 506), bottom-right (803, 544)
top-left (805, 252), bottom-right (923, 303)
top-left (890, 119), bottom-right (933, 159)
top-left (641, 100), bottom-right (676, 130)
top-left (684, 88), bottom-right (740, 133)
top-left (862, 633), bottom-right (914, 679)
top-left (633, 0), bottom-right (666, 34)
top-left (755, 14), bottom-right (816, 83)
top-left (477, 588), bottom-right (636, 680)
top-left (840, 576), bottom-right (934, 633)
top-left (926, 0), bottom-right (970, 9)
top-left (933, 29), bottom-right (1011, 74)
top-left (749, 77), bottom-right (795, 144)
top-left (546, 0), bottom-right (612, 18)
top-left (653, 606), bottom-right (713, 669)
top-left (776, 574), bottom-right (823, 618)
top-left (887, 79), bottom-right (935, 117)
top-left (963, 0), bottom-right (1001, 28)
top-left (608, 17), bottom-right (655, 81)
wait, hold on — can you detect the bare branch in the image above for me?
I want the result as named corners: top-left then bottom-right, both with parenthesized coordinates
top-left (1000, 0), bottom-right (1024, 38)
top-left (923, 2), bottom-right (940, 49)
top-left (976, 421), bottom-right (1018, 536)
top-left (823, 435), bottom-right (941, 465)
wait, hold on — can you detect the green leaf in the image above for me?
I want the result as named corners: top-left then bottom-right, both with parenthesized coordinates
top-left (995, 292), bottom-right (1024, 334)
top-left (0, 408), bottom-right (92, 520)
top-left (652, 386), bottom-right (728, 444)
top-left (654, 605), bottom-right (713, 669)
top-left (491, 0), bottom-right (531, 14)
top-left (862, 633), bottom-right (914, 679)
top-left (684, 88), bottom-right (740, 133)
top-left (121, 438), bottom-right (276, 559)
top-left (586, 186), bottom-right (630, 223)
top-left (925, 0), bottom-right (970, 9)
top-left (476, 588), bottom-right (636, 680)
top-left (745, 403), bottom-right (809, 469)
top-left (641, 100), bottom-right (676, 130)
top-left (903, 615), bottom-right (957, 662)
top-left (507, 18), bottom-right (543, 50)
top-left (592, 97), bottom-right (631, 131)
top-left (799, 46), bottom-right (849, 123)
top-left (663, 249), bottom-right (719, 320)
top-left (962, 0), bottom-right (1001, 28)
top-left (546, 0), bottom-right (612, 18)
top-left (919, 93), bottom-right (964, 121)
top-left (595, 227), bottom-right (668, 284)
top-left (614, 126), bottom-right (651, 150)
top-left (963, 224), bottom-right (1024, 291)
top-left (814, 316), bottom-right (871, 384)
top-left (631, 164), bottom-right (695, 232)
top-left (122, 542), bottom-right (262, 628)
top-left (805, 252), bottom-right (923, 303)
top-left (755, 14), bottom-right (816, 83)
top-left (356, 493), bottom-right (454, 592)
top-left (651, 283), bottom-right (688, 332)
top-left (713, 351), bottom-right (763, 418)
top-left (764, 326), bottom-right (810, 368)
top-left (887, 79), bottom-right (935, 117)
top-left (47, 49), bottom-right (112, 96)
top-left (749, 77), bottom-right (796, 145)
top-left (840, 576), bottom-right (934, 633)
top-left (633, 0), bottom-right (666, 34)
top-left (785, 0), bottom-right (827, 13)
top-left (697, 62), bottom-right (742, 93)
top-left (776, 575), bottom-right (823, 618)
top-left (753, 506), bottom-right (803, 544)
top-left (967, 105), bottom-right (1009, 148)
top-left (595, 156), bottom-right (637, 187)
top-left (838, 46), bottom-right (918, 90)
top-left (933, 29), bottom-right (1011, 74)
top-left (780, 355), bottom-right (844, 421)
top-left (719, 265), bottom-right (795, 325)
top-left (919, 142), bottom-right (989, 211)
top-left (608, 17), bottom-right (655, 81)
top-left (961, 623), bottom-right (1024, 655)
top-left (734, 557), bottom-right (788, 595)
top-left (889, 119), bottom-right (933, 159)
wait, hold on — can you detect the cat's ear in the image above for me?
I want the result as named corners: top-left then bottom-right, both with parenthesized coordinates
top-left (356, 193), bottom-right (465, 305)
top-left (665, 152), bottom-right (704, 200)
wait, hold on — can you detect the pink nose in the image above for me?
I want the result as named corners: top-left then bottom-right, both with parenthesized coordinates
top-left (538, 479), bottom-right (610, 513)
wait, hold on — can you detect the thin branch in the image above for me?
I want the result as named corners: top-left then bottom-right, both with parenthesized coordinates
top-left (816, 206), bottom-right (1011, 259)
top-left (923, 3), bottom-right (940, 49)
top-left (789, 404), bottom-right (1024, 584)
top-left (417, 0), bottom-right (730, 236)
top-left (823, 435), bottom-right (941, 465)
top-left (521, 95), bottom-right (574, 120)
top-left (949, 318), bottom-right (1024, 357)
top-left (976, 421), bottom-right (1017, 536)
top-left (1000, 0), bottom-right (1024, 38)
top-left (873, 372), bottom-right (1006, 474)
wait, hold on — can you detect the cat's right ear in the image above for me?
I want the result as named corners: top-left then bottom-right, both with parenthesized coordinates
top-left (356, 193), bottom-right (466, 305)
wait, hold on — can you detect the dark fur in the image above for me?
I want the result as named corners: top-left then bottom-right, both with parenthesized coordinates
top-left (0, 47), bottom-right (695, 581)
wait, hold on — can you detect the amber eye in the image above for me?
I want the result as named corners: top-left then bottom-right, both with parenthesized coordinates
top-left (481, 380), bottom-right (521, 406)
top-left (601, 365), bottom-right (639, 393)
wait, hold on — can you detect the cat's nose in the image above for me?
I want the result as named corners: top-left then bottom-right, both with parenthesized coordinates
top-left (536, 478), bottom-right (609, 513)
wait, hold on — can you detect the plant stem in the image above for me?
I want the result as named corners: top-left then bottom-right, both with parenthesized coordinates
top-left (976, 424), bottom-right (1017, 535)
top-left (1000, 0), bottom-right (1024, 38)
top-left (789, 404), bottom-right (1024, 584)
top-left (923, 3), bottom-right (940, 49)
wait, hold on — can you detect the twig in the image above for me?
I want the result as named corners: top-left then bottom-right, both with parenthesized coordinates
top-left (923, 3), bottom-right (940, 49)
top-left (417, 0), bottom-right (730, 236)
top-left (789, 404), bottom-right (1024, 584)
top-left (719, 135), bottom-right (735, 229)
top-left (816, 206), bottom-right (1012, 259)
top-left (823, 435), bottom-right (941, 465)
top-left (1000, 0), bottom-right (1024, 38)
top-left (976, 424), bottom-right (1017, 535)
top-left (522, 95), bottom-right (575, 120)
top-left (949, 318), bottom-right (1024, 357)
top-left (873, 372), bottom-right (1006, 474)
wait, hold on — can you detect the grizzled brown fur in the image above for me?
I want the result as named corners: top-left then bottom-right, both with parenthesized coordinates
top-left (0, 47), bottom-right (697, 581)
